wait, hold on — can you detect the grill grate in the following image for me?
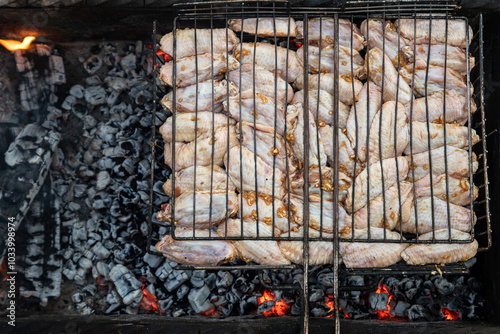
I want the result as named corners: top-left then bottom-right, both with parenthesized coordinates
top-left (148, 1), bottom-right (490, 332)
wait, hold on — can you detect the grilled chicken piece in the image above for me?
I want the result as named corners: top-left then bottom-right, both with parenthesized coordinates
top-left (291, 89), bottom-right (350, 128)
top-left (228, 17), bottom-right (297, 37)
top-left (319, 125), bottom-right (356, 177)
top-left (233, 42), bottom-right (302, 83)
top-left (162, 165), bottom-right (235, 197)
top-left (360, 19), bottom-right (410, 67)
top-left (406, 145), bottom-right (478, 181)
top-left (353, 181), bottom-right (413, 230)
top-left (401, 43), bottom-right (474, 75)
top-left (289, 166), bottom-right (352, 203)
top-left (217, 218), bottom-right (291, 265)
top-left (159, 112), bottom-right (236, 143)
top-left (228, 64), bottom-right (294, 104)
top-left (345, 157), bottom-right (409, 213)
top-left (159, 52), bottom-right (240, 88)
top-left (287, 103), bottom-right (327, 168)
top-left (397, 196), bottom-right (475, 234)
top-left (161, 80), bottom-right (237, 113)
top-left (164, 125), bottom-right (238, 170)
top-left (155, 228), bottom-right (238, 266)
top-left (239, 122), bottom-right (298, 174)
top-left (296, 18), bottom-right (365, 51)
top-left (346, 82), bottom-right (383, 164)
top-left (396, 19), bottom-right (473, 48)
top-left (296, 44), bottom-right (365, 79)
top-left (400, 65), bottom-right (472, 98)
top-left (340, 228), bottom-right (408, 268)
top-left (293, 73), bottom-right (363, 105)
top-left (160, 28), bottom-right (240, 59)
top-left (239, 191), bottom-right (293, 233)
top-left (404, 121), bottom-right (479, 155)
top-left (278, 228), bottom-right (336, 265)
top-left (225, 145), bottom-right (286, 199)
top-left (287, 194), bottom-right (351, 234)
top-left (365, 47), bottom-right (413, 104)
top-left (224, 90), bottom-right (286, 137)
top-left (401, 229), bottom-right (478, 265)
top-left (414, 173), bottom-right (478, 206)
top-left (368, 101), bottom-right (409, 165)
top-left (157, 191), bottom-right (239, 228)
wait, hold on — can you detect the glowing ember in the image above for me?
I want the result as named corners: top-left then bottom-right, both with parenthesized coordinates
top-left (442, 307), bottom-right (460, 321)
top-left (324, 296), bottom-right (348, 318)
top-left (140, 285), bottom-right (159, 313)
top-left (375, 285), bottom-right (394, 320)
top-left (258, 290), bottom-right (291, 317)
top-left (156, 49), bottom-right (172, 62)
top-left (0, 36), bottom-right (36, 51)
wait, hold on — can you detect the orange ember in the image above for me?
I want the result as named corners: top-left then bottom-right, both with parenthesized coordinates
top-left (442, 307), bottom-right (460, 321)
top-left (156, 49), bottom-right (172, 62)
top-left (140, 286), bottom-right (159, 313)
top-left (0, 36), bottom-right (36, 51)
top-left (375, 285), bottom-right (395, 320)
top-left (324, 296), bottom-right (348, 318)
top-left (258, 290), bottom-right (290, 317)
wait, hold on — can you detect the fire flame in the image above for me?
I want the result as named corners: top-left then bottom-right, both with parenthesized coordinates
top-left (140, 285), bottom-right (159, 313)
top-left (375, 284), bottom-right (395, 320)
top-left (442, 307), bottom-right (460, 321)
top-left (324, 296), bottom-right (348, 318)
top-left (0, 36), bottom-right (36, 51)
top-left (156, 49), bottom-right (172, 62)
top-left (258, 290), bottom-right (291, 317)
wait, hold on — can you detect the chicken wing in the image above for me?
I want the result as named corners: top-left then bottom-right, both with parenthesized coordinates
top-left (157, 191), bottom-right (239, 229)
top-left (360, 19), bottom-right (410, 67)
top-left (225, 145), bottom-right (286, 199)
top-left (228, 18), bottom-right (297, 37)
top-left (293, 73), bottom-right (363, 105)
top-left (159, 52), bottom-right (240, 88)
top-left (239, 191), bottom-right (292, 233)
top-left (287, 103), bottom-right (327, 168)
top-left (228, 64), bottom-right (294, 104)
top-left (346, 82), bottom-right (383, 164)
top-left (345, 157), bottom-right (409, 213)
top-left (278, 228), bottom-right (336, 265)
top-left (368, 101), bottom-right (409, 165)
top-left (162, 165), bottom-right (235, 197)
top-left (296, 44), bottom-right (364, 79)
top-left (155, 228), bottom-right (238, 266)
top-left (365, 47), bottom-right (413, 104)
top-left (296, 18), bottom-right (365, 51)
top-left (405, 89), bottom-right (476, 125)
top-left (217, 218), bottom-right (291, 265)
top-left (291, 89), bottom-right (350, 128)
top-left (159, 112), bottom-right (236, 143)
top-left (160, 28), bottom-right (240, 59)
top-left (340, 228), bottom-right (408, 268)
top-left (401, 229), bottom-right (478, 265)
top-left (414, 173), bottom-right (478, 206)
top-left (397, 196), bottom-right (475, 234)
top-left (404, 121), bottom-right (479, 155)
top-left (319, 125), bottom-right (356, 177)
top-left (239, 122), bottom-right (298, 174)
top-left (353, 181), bottom-right (413, 230)
top-left (401, 43), bottom-right (474, 75)
top-left (233, 42), bottom-right (302, 83)
top-left (406, 145), bottom-right (478, 181)
top-left (396, 19), bottom-right (473, 48)
top-left (161, 80), bottom-right (237, 114)
top-left (400, 65), bottom-right (472, 98)
top-left (164, 125), bottom-right (238, 170)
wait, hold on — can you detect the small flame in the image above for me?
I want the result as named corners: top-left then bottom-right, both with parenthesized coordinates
top-left (156, 49), bottom-right (172, 62)
top-left (140, 285), bottom-right (159, 313)
top-left (0, 36), bottom-right (36, 51)
top-left (324, 296), bottom-right (348, 318)
top-left (258, 290), bottom-right (290, 317)
top-left (375, 285), bottom-right (395, 320)
top-left (442, 307), bottom-right (460, 321)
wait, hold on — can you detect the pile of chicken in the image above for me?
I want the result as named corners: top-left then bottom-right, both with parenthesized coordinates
top-left (154, 17), bottom-right (479, 268)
